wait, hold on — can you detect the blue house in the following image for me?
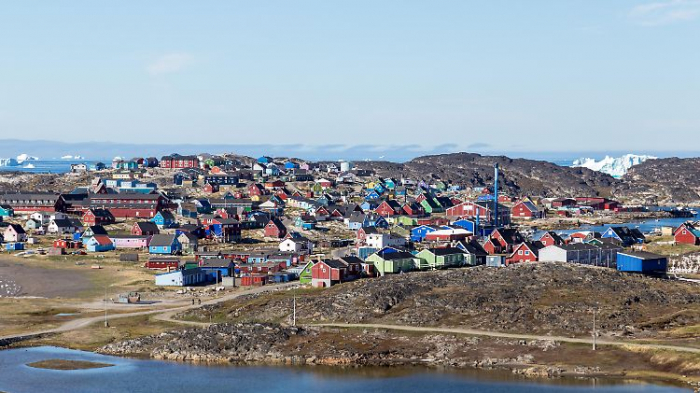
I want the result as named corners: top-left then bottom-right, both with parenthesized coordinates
top-left (257, 156), bottom-right (273, 164)
top-left (365, 214), bottom-right (389, 229)
top-left (151, 211), bottom-right (176, 229)
top-left (199, 259), bottom-right (235, 282)
top-left (383, 179), bottom-right (396, 190)
top-left (452, 219), bottom-right (476, 233)
top-left (410, 225), bottom-right (438, 242)
top-left (149, 234), bottom-right (181, 255)
top-left (616, 251), bottom-right (667, 275)
top-left (284, 161), bottom-right (299, 170)
top-left (365, 190), bottom-right (381, 201)
top-left (0, 205), bottom-right (14, 217)
top-left (360, 199), bottom-right (380, 211)
top-left (89, 162), bottom-right (106, 171)
top-left (155, 268), bottom-right (206, 287)
top-left (85, 235), bottom-right (115, 252)
top-left (602, 227), bottom-right (645, 246)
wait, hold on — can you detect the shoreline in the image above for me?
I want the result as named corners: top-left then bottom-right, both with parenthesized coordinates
top-left (4, 342), bottom-right (690, 390)
top-left (92, 322), bottom-right (700, 389)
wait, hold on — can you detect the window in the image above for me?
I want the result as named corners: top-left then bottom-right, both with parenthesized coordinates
top-left (518, 250), bottom-right (523, 255)
top-left (525, 250), bottom-right (530, 256)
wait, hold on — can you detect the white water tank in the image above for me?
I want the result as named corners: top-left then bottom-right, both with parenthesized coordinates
top-left (340, 161), bottom-right (351, 172)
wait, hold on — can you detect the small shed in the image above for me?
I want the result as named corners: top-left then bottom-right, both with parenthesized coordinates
top-left (486, 255), bottom-right (506, 268)
top-left (5, 242), bottom-right (24, 251)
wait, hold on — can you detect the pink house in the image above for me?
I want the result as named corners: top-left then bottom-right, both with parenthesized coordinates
top-left (110, 235), bottom-right (151, 249)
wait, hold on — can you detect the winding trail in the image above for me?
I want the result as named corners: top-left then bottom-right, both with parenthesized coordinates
top-left (4, 283), bottom-right (699, 357)
top-left (313, 323), bottom-right (700, 354)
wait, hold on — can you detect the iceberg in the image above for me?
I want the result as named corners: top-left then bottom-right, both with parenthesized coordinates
top-left (16, 154), bottom-right (39, 163)
top-left (61, 155), bottom-right (85, 160)
top-left (571, 154), bottom-right (656, 178)
top-left (23, 163), bottom-right (36, 169)
top-left (0, 158), bottom-right (20, 167)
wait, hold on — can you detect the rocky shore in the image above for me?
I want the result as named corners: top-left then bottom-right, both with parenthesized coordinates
top-left (99, 322), bottom-right (568, 373)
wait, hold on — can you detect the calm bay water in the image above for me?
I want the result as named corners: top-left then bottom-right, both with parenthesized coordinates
top-left (0, 160), bottom-right (97, 174)
top-left (0, 347), bottom-right (689, 393)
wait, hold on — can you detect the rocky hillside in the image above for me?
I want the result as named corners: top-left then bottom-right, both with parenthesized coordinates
top-left (618, 157), bottom-right (700, 204)
top-left (356, 153), bottom-right (618, 197)
top-left (179, 263), bottom-right (700, 339)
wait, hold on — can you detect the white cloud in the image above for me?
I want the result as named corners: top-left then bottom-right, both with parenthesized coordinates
top-left (146, 53), bottom-right (194, 75)
top-left (630, 0), bottom-right (700, 26)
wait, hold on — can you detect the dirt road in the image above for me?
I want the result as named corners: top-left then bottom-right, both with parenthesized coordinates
top-left (0, 282), bottom-right (298, 343)
top-left (314, 323), bottom-right (700, 354)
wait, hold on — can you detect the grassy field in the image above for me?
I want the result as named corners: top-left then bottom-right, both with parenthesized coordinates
top-left (0, 254), bottom-right (160, 337)
top-left (17, 314), bottom-right (182, 351)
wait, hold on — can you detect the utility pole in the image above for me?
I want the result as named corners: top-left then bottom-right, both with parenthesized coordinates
top-left (104, 286), bottom-right (109, 328)
top-left (592, 302), bottom-right (598, 351)
top-left (292, 286), bottom-right (297, 327)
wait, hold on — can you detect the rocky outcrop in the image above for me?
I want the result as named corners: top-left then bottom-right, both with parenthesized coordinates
top-left (182, 263), bottom-right (700, 338)
top-left (620, 157), bottom-right (700, 203)
top-left (357, 152), bottom-right (617, 198)
top-left (99, 322), bottom-right (564, 371)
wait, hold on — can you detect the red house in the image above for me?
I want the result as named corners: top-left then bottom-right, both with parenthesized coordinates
top-left (539, 231), bottom-right (564, 247)
top-left (159, 155), bottom-right (199, 169)
top-left (145, 257), bottom-right (182, 270)
top-left (203, 182), bottom-right (219, 194)
top-left (506, 242), bottom-right (541, 265)
top-left (489, 228), bottom-right (524, 254)
top-left (674, 223), bottom-right (700, 245)
top-left (82, 208), bottom-right (115, 226)
top-left (264, 218), bottom-right (287, 239)
top-left (88, 194), bottom-right (165, 219)
top-left (402, 203), bottom-right (423, 216)
top-left (248, 183), bottom-right (265, 197)
top-left (482, 238), bottom-right (503, 255)
top-left (311, 258), bottom-right (362, 288)
top-left (446, 201), bottom-right (491, 219)
top-left (264, 180), bottom-right (285, 190)
top-left (375, 200), bottom-right (402, 217)
top-left (132, 221), bottom-right (160, 236)
top-left (511, 201), bottom-right (541, 219)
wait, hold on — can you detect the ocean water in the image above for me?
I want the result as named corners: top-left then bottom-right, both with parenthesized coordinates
top-left (0, 347), bottom-right (688, 393)
top-left (0, 160), bottom-right (98, 174)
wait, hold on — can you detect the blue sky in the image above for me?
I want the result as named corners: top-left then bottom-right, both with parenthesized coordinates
top-left (0, 1), bottom-right (698, 153)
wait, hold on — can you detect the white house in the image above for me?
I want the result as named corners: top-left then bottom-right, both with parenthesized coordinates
top-left (365, 233), bottom-right (406, 249)
top-left (279, 237), bottom-right (313, 254)
top-left (48, 218), bottom-right (79, 235)
top-left (29, 212), bottom-right (51, 225)
top-left (4, 224), bottom-right (27, 242)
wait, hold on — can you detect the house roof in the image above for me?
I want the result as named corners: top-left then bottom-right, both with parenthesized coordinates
top-left (373, 250), bottom-right (415, 260)
top-left (135, 222), bottom-right (160, 233)
top-left (52, 218), bottom-right (75, 228)
top-left (201, 259), bottom-right (234, 268)
top-left (426, 247), bottom-right (466, 256)
top-left (618, 251), bottom-right (666, 260)
top-left (91, 235), bottom-right (113, 246)
top-left (149, 234), bottom-right (177, 247)
top-left (87, 225), bottom-right (109, 235)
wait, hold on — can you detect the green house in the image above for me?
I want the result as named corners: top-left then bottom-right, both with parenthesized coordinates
top-left (299, 261), bottom-right (315, 284)
top-left (415, 247), bottom-right (467, 270)
top-left (394, 216), bottom-right (418, 226)
top-left (0, 205), bottom-right (13, 217)
top-left (420, 197), bottom-right (443, 214)
top-left (366, 250), bottom-right (420, 276)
